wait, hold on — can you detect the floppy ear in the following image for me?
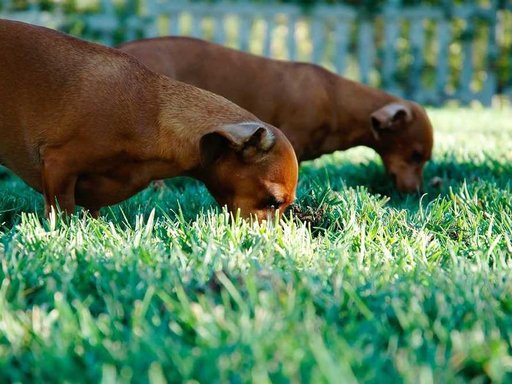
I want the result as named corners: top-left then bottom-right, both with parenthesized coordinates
top-left (370, 103), bottom-right (412, 139)
top-left (200, 122), bottom-right (276, 166)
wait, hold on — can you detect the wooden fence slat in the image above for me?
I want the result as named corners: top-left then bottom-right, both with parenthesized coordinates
top-left (459, 17), bottom-right (475, 103)
top-left (169, 13), bottom-right (180, 36)
top-left (358, 21), bottom-right (374, 84)
top-left (190, 12), bottom-right (202, 38)
top-left (382, 0), bottom-right (401, 94)
top-left (481, 3), bottom-right (498, 105)
top-left (287, 14), bottom-right (297, 61)
top-left (334, 20), bottom-right (350, 75)
top-left (213, 13), bottom-right (226, 45)
top-left (145, 0), bottom-right (160, 38)
top-left (435, 19), bottom-right (450, 102)
top-left (310, 18), bottom-right (323, 64)
top-left (263, 16), bottom-right (274, 57)
top-left (124, 17), bottom-right (138, 41)
top-left (238, 14), bottom-right (251, 52)
top-left (496, 7), bottom-right (510, 96)
top-left (409, 16), bottom-right (425, 100)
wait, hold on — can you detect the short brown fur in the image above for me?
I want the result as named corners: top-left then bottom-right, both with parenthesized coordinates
top-left (120, 36), bottom-right (434, 193)
top-left (0, 20), bottom-right (298, 220)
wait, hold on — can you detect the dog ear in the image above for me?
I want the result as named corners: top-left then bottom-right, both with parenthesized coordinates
top-left (200, 122), bottom-right (276, 166)
top-left (370, 103), bottom-right (412, 139)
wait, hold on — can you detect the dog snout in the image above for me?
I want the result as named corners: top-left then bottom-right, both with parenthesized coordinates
top-left (396, 177), bottom-right (423, 194)
top-left (399, 184), bottom-right (423, 194)
top-left (385, 161), bottom-right (424, 194)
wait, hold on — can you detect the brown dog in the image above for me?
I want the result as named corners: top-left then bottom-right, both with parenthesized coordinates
top-left (0, 20), bottom-right (298, 220)
top-left (119, 36), bottom-right (434, 193)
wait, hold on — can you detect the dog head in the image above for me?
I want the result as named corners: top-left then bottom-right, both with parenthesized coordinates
top-left (370, 101), bottom-right (433, 193)
top-left (198, 122), bottom-right (298, 221)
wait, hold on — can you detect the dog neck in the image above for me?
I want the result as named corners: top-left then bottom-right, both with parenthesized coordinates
top-left (151, 76), bottom-right (252, 179)
top-left (330, 75), bottom-right (398, 152)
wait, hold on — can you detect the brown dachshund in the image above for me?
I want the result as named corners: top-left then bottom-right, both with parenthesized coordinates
top-left (0, 20), bottom-right (298, 220)
top-left (120, 36), bottom-right (434, 193)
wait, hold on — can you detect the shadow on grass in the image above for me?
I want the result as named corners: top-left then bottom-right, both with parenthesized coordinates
top-left (299, 155), bottom-right (512, 208)
top-left (0, 165), bottom-right (215, 229)
top-left (0, 155), bottom-right (510, 229)
top-left (289, 155), bottom-right (512, 233)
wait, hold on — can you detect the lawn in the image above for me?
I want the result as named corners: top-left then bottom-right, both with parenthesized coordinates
top-left (0, 107), bottom-right (511, 383)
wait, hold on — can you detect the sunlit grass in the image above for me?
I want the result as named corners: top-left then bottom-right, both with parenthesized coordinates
top-left (0, 108), bottom-right (512, 382)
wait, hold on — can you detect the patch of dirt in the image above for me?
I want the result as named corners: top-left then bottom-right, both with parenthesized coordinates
top-left (291, 204), bottom-right (328, 229)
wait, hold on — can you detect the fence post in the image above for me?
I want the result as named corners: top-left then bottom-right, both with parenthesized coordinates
top-left (169, 7), bottom-right (181, 36)
top-left (436, 2), bottom-right (451, 104)
top-left (482, 0), bottom-right (499, 105)
top-left (287, 13), bottom-right (297, 61)
top-left (357, 20), bottom-right (374, 85)
top-left (382, 0), bottom-right (401, 95)
top-left (238, 9), bottom-right (252, 52)
top-left (190, 10), bottom-right (202, 38)
top-left (263, 12), bottom-right (275, 57)
top-left (458, 3), bottom-right (476, 104)
top-left (409, 14), bottom-right (425, 101)
top-left (310, 18), bottom-right (323, 64)
top-left (333, 17), bottom-right (350, 75)
top-left (213, 9), bottom-right (226, 45)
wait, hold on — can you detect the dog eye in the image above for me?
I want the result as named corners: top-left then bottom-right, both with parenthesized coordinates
top-left (411, 150), bottom-right (424, 163)
top-left (261, 196), bottom-right (284, 209)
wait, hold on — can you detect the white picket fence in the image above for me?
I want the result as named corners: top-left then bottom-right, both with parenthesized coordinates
top-left (0, 0), bottom-right (510, 105)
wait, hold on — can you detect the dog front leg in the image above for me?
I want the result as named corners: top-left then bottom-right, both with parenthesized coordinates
top-left (41, 156), bottom-right (78, 216)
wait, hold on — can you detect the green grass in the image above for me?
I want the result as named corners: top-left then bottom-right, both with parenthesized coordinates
top-left (0, 107), bottom-right (512, 383)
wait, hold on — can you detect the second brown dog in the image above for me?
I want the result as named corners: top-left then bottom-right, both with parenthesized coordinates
top-left (120, 36), bottom-right (434, 193)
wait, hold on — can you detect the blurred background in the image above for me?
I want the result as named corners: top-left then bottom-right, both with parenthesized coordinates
top-left (0, 0), bottom-right (510, 106)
